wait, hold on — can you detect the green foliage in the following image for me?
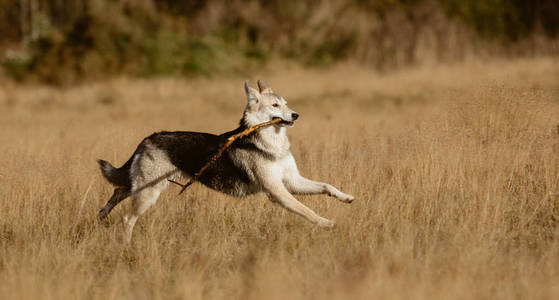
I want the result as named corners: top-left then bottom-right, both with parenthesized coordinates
top-left (2, 50), bottom-right (34, 81)
top-left (353, 0), bottom-right (425, 17)
top-left (308, 32), bottom-right (358, 66)
top-left (0, 0), bottom-right (557, 83)
top-left (441, 0), bottom-right (559, 40)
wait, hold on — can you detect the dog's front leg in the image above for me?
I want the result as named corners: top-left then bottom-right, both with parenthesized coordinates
top-left (268, 188), bottom-right (336, 228)
top-left (284, 174), bottom-right (355, 204)
top-left (260, 175), bottom-right (335, 228)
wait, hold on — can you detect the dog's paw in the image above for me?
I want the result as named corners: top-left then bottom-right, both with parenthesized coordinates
top-left (318, 218), bottom-right (336, 228)
top-left (339, 194), bottom-right (355, 204)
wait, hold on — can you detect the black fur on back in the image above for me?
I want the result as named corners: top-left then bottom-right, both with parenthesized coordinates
top-left (97, 120), bottom-right (274, 218)
top-left (98, 120), bottom-right (274, 195)
top-left (147, 123), bottom-right (254, 195)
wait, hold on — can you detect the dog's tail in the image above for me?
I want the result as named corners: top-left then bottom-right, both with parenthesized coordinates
top-left (97, 159), bottom-right (131, 187)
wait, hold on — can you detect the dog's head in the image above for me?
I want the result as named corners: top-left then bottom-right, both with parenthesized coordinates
top-left (242, 80), bottom-right (299, 128)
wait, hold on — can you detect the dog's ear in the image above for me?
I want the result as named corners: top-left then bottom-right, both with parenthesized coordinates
top-left (244, 80), bottom-right (260, 104)
top-left (257, 80), bottom-right (273, 94)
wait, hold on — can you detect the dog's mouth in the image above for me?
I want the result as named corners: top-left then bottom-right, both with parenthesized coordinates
top-left (272, 118), bottom-right (294, 126)
top-left (281, 120), bottom-right (295, 126)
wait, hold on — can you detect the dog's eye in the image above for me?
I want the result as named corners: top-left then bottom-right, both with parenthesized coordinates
top-left (272, 103), bottom-right (280, 108)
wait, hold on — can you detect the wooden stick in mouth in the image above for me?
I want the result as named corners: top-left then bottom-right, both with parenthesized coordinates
top-left (168, 117), bottom-right (284, 195)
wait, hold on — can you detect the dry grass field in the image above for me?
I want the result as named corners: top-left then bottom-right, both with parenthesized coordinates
top-left (1, 58), bottom-right (559, 299)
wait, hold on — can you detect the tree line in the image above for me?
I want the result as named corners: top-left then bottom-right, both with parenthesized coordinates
top-left (1, 0), bottom-right (557, 83)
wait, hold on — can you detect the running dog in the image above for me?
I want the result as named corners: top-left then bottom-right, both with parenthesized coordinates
top-left (97, 80), bottom-right (355, 242)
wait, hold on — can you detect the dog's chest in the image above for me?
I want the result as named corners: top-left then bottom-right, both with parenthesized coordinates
top-left (201, 128), bottom-right (294, 197)
top-left (267, 154), bottom-right (298, 180)
top-left (253, 127), bottom-right (291, 157)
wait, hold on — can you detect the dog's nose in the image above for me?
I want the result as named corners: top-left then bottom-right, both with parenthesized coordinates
top-left (292, 112), bottom-right (299, 120)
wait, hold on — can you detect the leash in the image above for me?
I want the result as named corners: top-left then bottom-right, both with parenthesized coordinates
top-left (167, 117), bottom-right (283, 195)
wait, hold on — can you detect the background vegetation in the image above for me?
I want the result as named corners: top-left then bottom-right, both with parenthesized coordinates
top-left (1, 2), bottom-right (559, 299)
top-left (1, 58), bottom-right (558, 299)
top-left (1, 0), bottom-right (558, 83)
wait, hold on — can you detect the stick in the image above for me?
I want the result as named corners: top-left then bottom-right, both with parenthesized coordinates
top-left (168, 118), bottom-right (283, 195)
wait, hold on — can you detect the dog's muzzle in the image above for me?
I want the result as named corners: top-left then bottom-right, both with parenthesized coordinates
top-left (279, 113), bottom-right (299, 126)
top-left (273, 112), bottom-right (299, 126)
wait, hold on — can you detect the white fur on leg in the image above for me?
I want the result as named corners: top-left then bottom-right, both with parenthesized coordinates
top-left (258, 168), bottom-right (336, 227)
top-left (122, 188), bottom-right (162, 243)
top-left (284, 174), bottom-right (355, 203)
top-left (268, 192), bottom-right (336, 228)
top-left (123, 214), bottom-right (138, 244)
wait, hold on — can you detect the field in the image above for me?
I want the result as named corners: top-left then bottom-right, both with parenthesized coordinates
top-left (1, 58), bottom-right (559, 299)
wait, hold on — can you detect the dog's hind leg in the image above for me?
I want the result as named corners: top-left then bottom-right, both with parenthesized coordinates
top-left (120, 141), bottom-right (177, 242)
top-left (98, 187), bottom-right (130, 220)
top-left (284, 174), bottom-right (355, 204)
top-left (122, 186), bottom-right (163, 243)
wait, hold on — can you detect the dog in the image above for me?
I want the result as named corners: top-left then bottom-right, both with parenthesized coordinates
top-left (97, 80), bottom-right (355, 242)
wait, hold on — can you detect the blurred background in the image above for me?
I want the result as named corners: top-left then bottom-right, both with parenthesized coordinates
top-left (2, 2), bottom-right (559, 299)
top-left (1, 0), bottom-right (558, 84)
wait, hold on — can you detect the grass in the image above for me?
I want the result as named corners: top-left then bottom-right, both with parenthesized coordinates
top-left (0, 57), bottom-right (558, 299)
